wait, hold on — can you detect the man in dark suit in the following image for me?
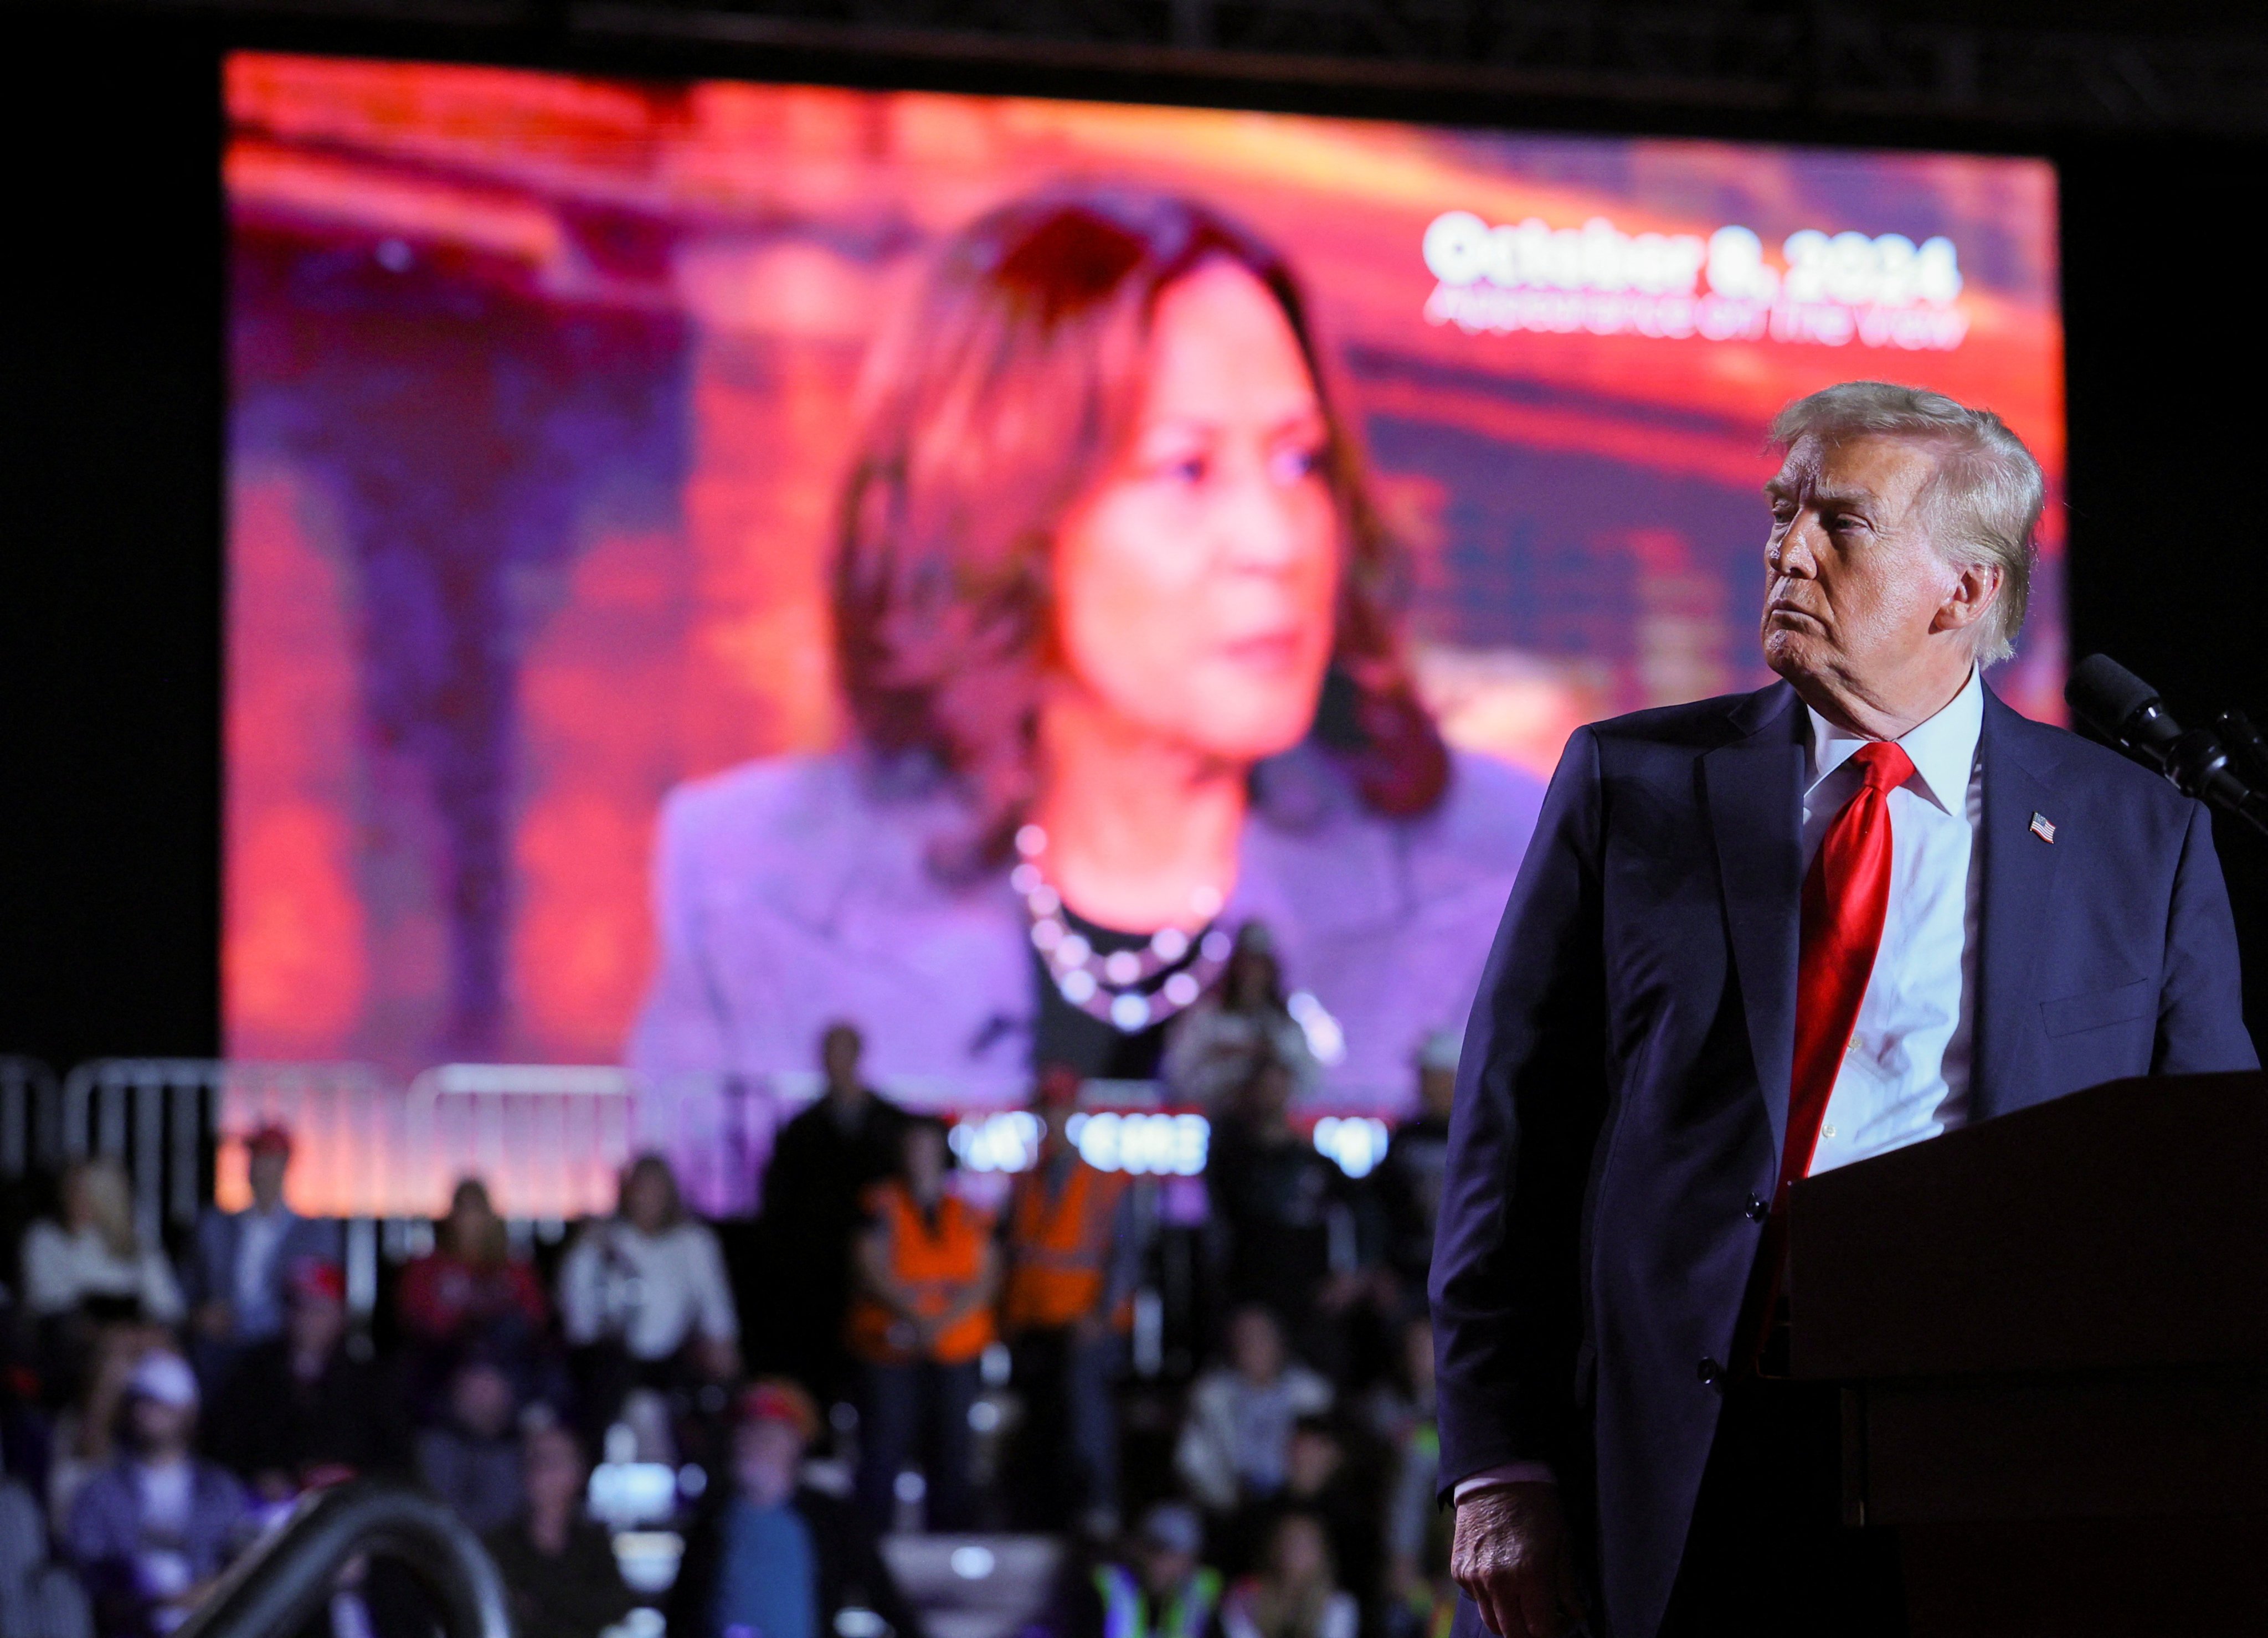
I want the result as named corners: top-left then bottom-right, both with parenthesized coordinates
top-left (758, 1023), bottom-right (909, 1402)
top-left (1431, 382), bottom-right (2256, 1638)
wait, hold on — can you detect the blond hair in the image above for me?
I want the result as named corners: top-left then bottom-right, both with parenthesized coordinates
top-left (65, 1158), bottom-right (140, 1260)
top-left (1770, 381), bottom-right (2045, 665)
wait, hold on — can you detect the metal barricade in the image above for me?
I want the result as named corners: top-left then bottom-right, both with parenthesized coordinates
top-left (406, 1063), bottom-right (637, 1223)
top-left (633, 1069), bottom-right (777, 1219)
top-left (34, 1057), bottom-right (1342, 1237)
top-left (42, 1060), bottom-right (775, 1228)
top-left (58, 1059), bottom-right (224, 1246)
top-left (0, 1054), bottom-right (59, 1179)
top-left (58, 1059), bottom-right (395, 1245)
top-left (210, 1061), bottom-right (400, 1217)
top-left (404, 1064), bottom-right (768, 1221)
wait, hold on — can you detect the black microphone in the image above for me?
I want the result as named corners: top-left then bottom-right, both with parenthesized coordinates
top-left (2067, 655), bottom-right (2268, 835)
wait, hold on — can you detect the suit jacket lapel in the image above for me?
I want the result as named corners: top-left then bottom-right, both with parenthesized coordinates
top-left (1972, 688), bottom-right (2061, 1121)
top-left (1702, 684), bottom-right (1808, 1160)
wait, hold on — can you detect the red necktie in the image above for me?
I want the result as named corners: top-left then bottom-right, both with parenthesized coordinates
top-left (1744, 738), bottom-right (1914, 1369)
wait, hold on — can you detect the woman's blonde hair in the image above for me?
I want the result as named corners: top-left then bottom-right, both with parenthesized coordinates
top-left (66, 1158), bottom-right (140, 1260)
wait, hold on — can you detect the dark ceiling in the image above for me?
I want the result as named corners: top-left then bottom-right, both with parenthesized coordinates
top-left (70, 0), bottom-right (2265, 138)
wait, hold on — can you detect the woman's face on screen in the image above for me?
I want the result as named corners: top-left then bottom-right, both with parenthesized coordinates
top-left (1051, 259), bottom-right (1339, 762)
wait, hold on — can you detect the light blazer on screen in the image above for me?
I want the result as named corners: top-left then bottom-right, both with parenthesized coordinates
top-left (629, 741), bottom-right (1544, 1100)
top-left (1429, 679), bottom-right (2256, 1638)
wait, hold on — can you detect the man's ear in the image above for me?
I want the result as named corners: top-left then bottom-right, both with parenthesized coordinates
top-left (1931, 559), bottom-right (2003, 637)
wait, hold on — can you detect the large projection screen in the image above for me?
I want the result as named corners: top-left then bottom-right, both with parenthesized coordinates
top-left (225, 53), bottom-right (2064, 1120)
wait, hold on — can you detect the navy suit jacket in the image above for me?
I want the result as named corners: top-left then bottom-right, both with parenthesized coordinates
top-left (1429, 680), bottom-right (2256, 1638)
top-left (183, 1207), bottom-right (342, 1337)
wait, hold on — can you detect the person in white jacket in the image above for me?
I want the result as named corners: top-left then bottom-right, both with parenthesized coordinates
top-left (559, 1155), bottom-right (740, 1398)
top-left (1173, 1305), bottom-right (1332, 1513)
top-left (1160, 931), bottom-right (1319, 1111)
top-left (21, 1160), bottom-right (182, 1325)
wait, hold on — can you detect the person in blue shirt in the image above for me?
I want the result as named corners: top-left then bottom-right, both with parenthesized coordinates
top-left (671, 1381), bottom-right (923, 1638)
top-left (182, 1127), bottom-right (341, 1388)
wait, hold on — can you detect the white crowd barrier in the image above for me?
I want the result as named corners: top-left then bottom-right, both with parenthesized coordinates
top-left (22, 1060), bottom-right (773, 1228)
top-left (0, 1055), bottom-right (60, 1181)
top-left (400, 1064), bottom-right (779, 1222)
top-left (10, 1059), bottom-right (1409, 1230)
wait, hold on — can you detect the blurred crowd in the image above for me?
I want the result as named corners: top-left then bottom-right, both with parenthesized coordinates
top-left (0, 930), bottom-right (1464, 1638)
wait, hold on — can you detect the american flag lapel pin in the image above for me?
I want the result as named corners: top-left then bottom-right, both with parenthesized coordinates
top-left (2030, 811), bottom-right (2057, 843)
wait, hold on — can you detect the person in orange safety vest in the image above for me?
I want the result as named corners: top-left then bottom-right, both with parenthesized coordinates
top-left (847, 1116), bottom-right (998, 1534)
top-left (999, 1065), bottom-right (1148, 1536)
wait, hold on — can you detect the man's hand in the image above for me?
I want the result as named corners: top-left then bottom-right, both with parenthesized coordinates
top-left (1451, 1482), bottom-right (1587, 1638)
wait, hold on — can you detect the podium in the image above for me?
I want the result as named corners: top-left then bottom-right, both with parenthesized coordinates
top-left (1786, 1070), bottom-right (2268, 1636)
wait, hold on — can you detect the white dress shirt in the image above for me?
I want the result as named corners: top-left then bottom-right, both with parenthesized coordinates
top-left (1456, 671), bottom-right (1988, 1501)
top-left (1801, 667), bottom-right (1983, 1175)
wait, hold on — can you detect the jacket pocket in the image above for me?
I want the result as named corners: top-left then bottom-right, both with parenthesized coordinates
top-left (2040, 977), bottom-right (2155, 1039)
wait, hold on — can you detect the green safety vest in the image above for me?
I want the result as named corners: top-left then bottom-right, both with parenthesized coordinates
top-left (1094, 1564), bottom-right (1223, 1638)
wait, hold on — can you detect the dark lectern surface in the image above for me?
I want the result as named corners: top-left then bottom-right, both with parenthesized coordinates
top-left (1782, 1072), bottom-right (2267, 1637)
top-left (1788, 1069), bottom-right (2267, 1380)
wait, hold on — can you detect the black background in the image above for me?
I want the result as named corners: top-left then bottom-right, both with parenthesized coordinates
top-left (4, 11), bottom-right (2262, 1068)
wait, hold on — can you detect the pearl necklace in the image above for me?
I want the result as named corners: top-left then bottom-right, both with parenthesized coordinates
top-left (1011, 823), bottom-right (1234, 1033)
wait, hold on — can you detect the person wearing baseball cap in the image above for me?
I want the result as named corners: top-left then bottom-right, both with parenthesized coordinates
top-left (669, 1380), bottom-right (924, 1638)
top-left (1372, 1030), bottom-right (1463, 1300)
top-left (183, 1124), bottom-right (342, 1385)
top-left (1088, 1503), bottom-right (1223, 1638)
top-left (63, 1352), bottom-right (252, 1637)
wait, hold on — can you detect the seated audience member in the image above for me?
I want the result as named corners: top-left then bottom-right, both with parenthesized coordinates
top-left (1, 1474), bottom-right (94, 1638)
top-left (1215, 1513), bottom-right (1357, 1638)
top-left (181, 1126), bottom-right (341, 1385)
top-left (413, 1351), bottom-right (527, 1535)
top-left (1359, 1316), bottom-right (1435, 1448)
top-left (1159, 928), bottom-right (1316, 1111)
top-left (559, 1153), bottom-right (740, 1424)
top-left (64, 1352), bottom-right (249, 1638)
top-left (1363, 1319), bottom-right (1448, 1638)
top-left (0, 1327), bottom-right (52, 1498)
top-left (1204, 1062), bottom-right (1364, 1359)
top-left (207, 1259), bottom-right (394, 1500)
top-left (760, 1023), bottom-right (910, 1404)
top-left (671, 1380), bottom-right (924, 1638)
top-left (1000, 1067), bottom-right (1145, 1536)
top-left (47, 1324), bottom-right (172, 1526)
top-left (482, 1422), bottom-right (634, 1638)
top-left (21, 1162), bottom-right (183, 1328)
top-left (847, 1119), bottom-right (997, 1534)
top-left (398, 1177), bottom-right (548, 1353)
top-left (1173, 1307), bottom-right (1331, 1515)
top-left (1088, 1503), bottom-right (1220, 1638)
top-left (1223, 1418), bottom-right (1380, 1616)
